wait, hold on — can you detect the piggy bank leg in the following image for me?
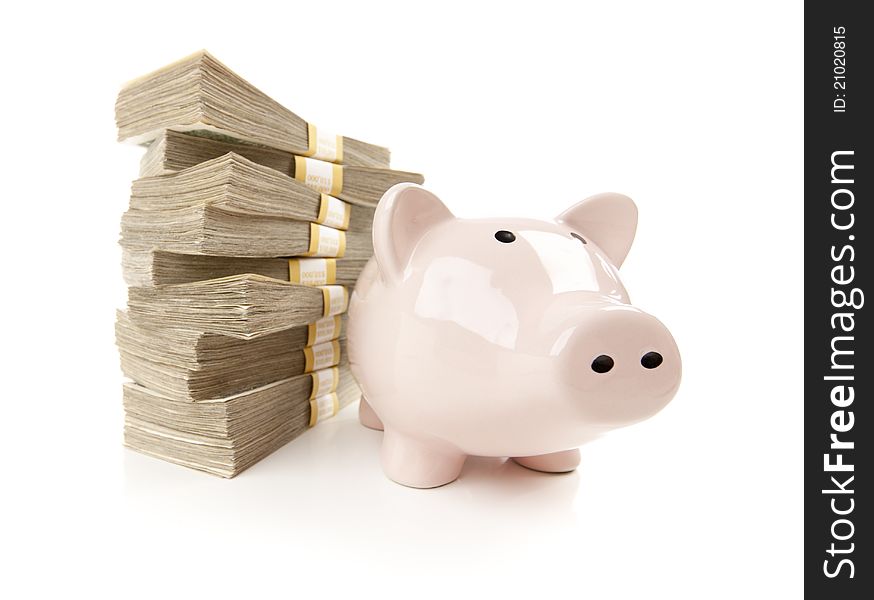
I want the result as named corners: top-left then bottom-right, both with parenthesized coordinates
top-left (511, 449), bottom-right (580, 473)
top-left (358, 395), bottom-right (384, 431)
top-left (381, 428), bottom-right (466, 488)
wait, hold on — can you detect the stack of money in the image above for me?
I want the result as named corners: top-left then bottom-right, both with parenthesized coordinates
top-left (115, 51), bottom-right (423, 477)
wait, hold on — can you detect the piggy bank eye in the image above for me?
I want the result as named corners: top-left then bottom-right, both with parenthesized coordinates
top-left (494, 230), bottom-right (516, 243)
top-left (570, 232), bottom-right (587, 245)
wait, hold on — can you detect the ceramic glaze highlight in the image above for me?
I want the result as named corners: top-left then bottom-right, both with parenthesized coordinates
top-left (347, 184), bottom-right (681, 488)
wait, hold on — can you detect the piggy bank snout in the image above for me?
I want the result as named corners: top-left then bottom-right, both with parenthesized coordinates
top-left (562, 306), bottom-right (681, 425)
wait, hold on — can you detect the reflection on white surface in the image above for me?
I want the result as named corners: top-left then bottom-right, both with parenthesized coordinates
top-left (414, 256), bottom-right (519, 349)
top-left (122, 403), bottom-right (581, 537)
top-left (116, 402), bottom-right (586, 595)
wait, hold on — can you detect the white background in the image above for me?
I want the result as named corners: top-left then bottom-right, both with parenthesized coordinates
top-left (0, 1), bottom-right (803, 598)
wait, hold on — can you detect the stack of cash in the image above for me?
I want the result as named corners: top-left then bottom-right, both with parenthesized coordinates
top-left (115, 51), bottom-right (423, 477)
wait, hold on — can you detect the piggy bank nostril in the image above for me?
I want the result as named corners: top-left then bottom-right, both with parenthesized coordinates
top-left (591, 355), bottom-right (614, 373)
top-left (641, 352), bottom-right (663, 369)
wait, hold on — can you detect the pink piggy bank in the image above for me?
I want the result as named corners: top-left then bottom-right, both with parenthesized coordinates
top-left (347, 184), bottom-right (681, 488)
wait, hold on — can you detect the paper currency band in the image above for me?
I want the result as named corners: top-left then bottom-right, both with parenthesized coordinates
top-left (309, 392), bottom-right (340, 427)
top-left (309, 366), bottom-right (340, 400)
top-left (319, 285), bottom-right (348, 318)
top-left (303, 223), bottom-right (346, 258)
top-left (288, 258), bottom-right (337, 286)
top-left (294, 155), bottom-right (343, 196)
top-left (303, 123), bottom-right (344, 163)
top-left (303, 339), bottom-right (342, 373)
top-left (315, 193), bottom-right (351, 230)
top-left (306, 315), bottom-right (342, 346)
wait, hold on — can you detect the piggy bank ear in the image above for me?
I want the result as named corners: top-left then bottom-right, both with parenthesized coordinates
top-left (555, 193), bottom-right (638, 267)
top-left (372, 183), bottom-right (454, 284)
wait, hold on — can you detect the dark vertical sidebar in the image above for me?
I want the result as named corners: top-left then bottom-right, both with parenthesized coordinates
top-left (805, 2), bottom-right (871, 597)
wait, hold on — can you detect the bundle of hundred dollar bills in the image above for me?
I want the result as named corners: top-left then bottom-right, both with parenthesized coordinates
top-left (115, 51), bottom-right (424, 477)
